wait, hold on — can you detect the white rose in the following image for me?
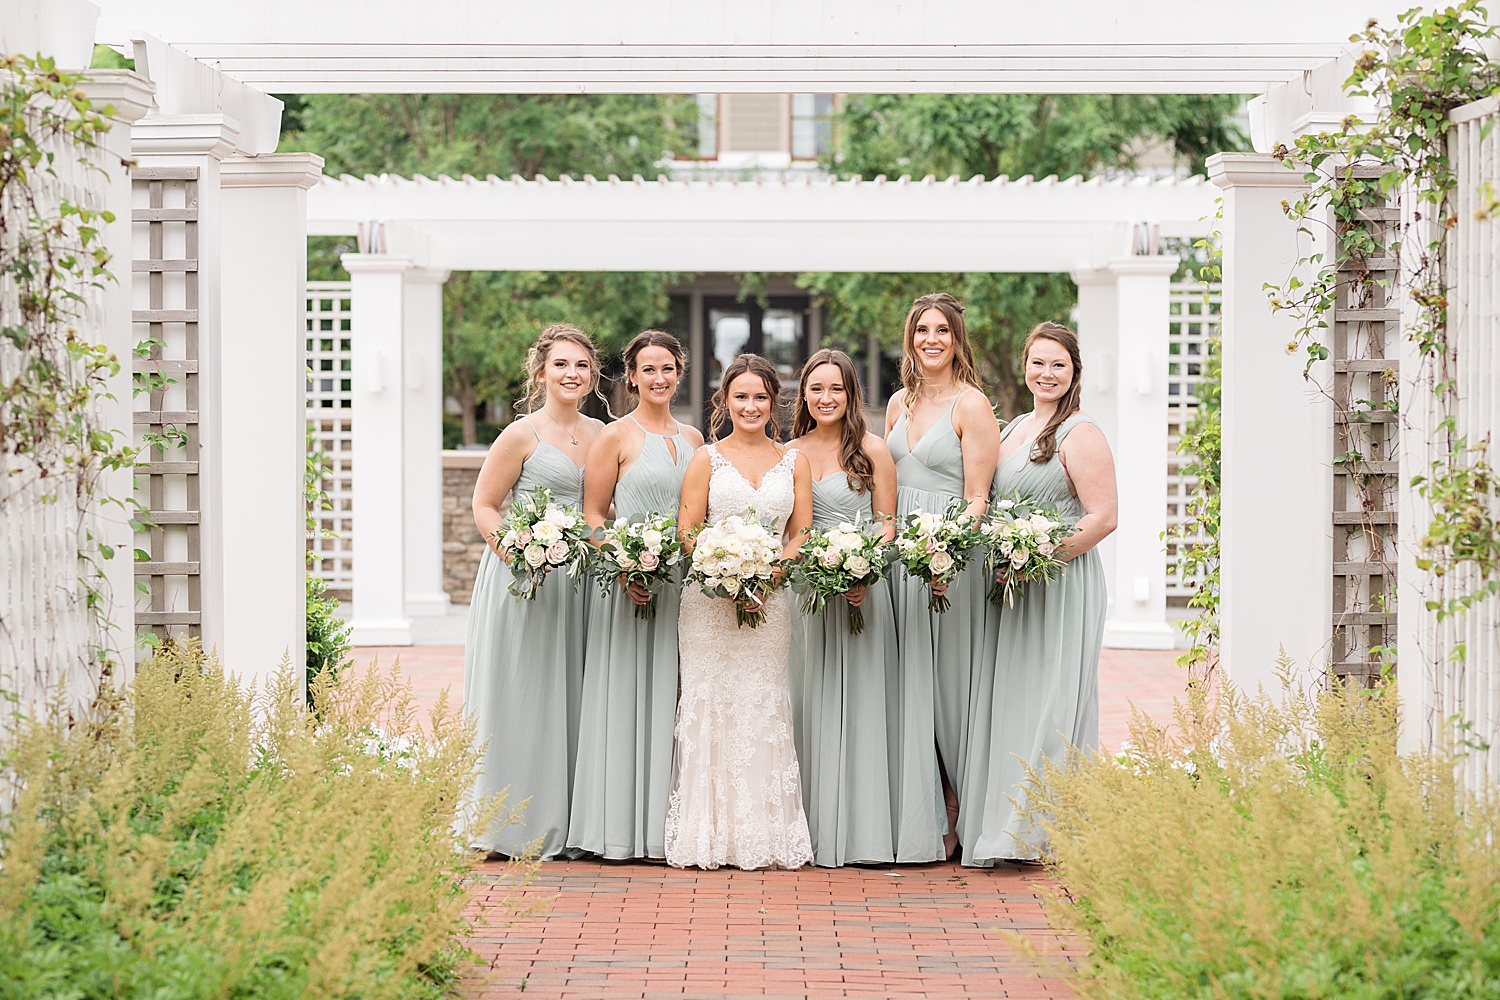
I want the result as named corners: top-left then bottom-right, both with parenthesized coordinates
top-left (929, 550), bottom-right (954, 575)
top-left (618, 553), bottom-right (637, 570)
top-left (1029, 513), bottom-right (1053, 532)
top-left (533, 520), bottom-right (562, 544)
top-left (704, 575), bottom-right (720, 589)
top-left (500, 530), bottom-right (519, 549)
top-left (997, 499), bottom-right (1016, 511)
top-left (641, 528), bottom-right (663, 549)
top-left (845, 555), bottom-right (870, 578)
top-left (543, 506), bottom-right (569, 526)
top-left (1011, 550), bottom-right (1028, 570)
top-left (755, 562), bottom-right (773, 579)
top-left (524, 544), bottom-right (547, 568)
top-left (722, 575), bottom-right (741, 595)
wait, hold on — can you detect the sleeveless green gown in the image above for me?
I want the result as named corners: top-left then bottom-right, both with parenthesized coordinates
top-left (568, 418), bottom-right (694, 859)
top-left (787, 472), bottom-right (903, 866)
top-left (963, 412), bottom-right (1106, 865)
top-left (463, 422), bottom-right (590, 859)
top-left (887, 394), bottom-right (993, 862)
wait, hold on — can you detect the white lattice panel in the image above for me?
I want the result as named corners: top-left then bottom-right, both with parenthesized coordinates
top-left (1166, 280), bottom-right (1219, 601)
top-left (306, 282), bottom-right (354, 592)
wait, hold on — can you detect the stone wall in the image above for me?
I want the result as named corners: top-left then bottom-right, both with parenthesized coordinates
top-left (442, 451), bottom-right (486, 604)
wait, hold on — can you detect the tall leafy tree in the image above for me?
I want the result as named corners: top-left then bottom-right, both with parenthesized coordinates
top-left (813, 94), bottom-right (1245, 416)
top-left (281, 94), bottom-right (693, 443)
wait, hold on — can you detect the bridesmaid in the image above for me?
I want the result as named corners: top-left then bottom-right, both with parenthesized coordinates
top-left (965, 322), bottom-right (1116, 866)
top-left (465, 324), bottom-right (604, 859)
top-left (569, 331), bottom-right (702, 860)
top-left (786, 348), bottom-right (908, 866)
top-left (884, 292), bottom-right (1000, 862)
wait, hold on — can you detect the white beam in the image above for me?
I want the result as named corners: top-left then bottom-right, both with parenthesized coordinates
top-left (130, 34), bottom-right (285, 154)
top-left (91, 0), bottom-right (1407, 94)
top-left (402, 267), bottom-right (451, 619)
top-left (309, 173), bottom-right (1219, 273)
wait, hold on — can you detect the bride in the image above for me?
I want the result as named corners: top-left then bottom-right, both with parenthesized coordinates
top-left (664, 353), bottom-right (815, 870)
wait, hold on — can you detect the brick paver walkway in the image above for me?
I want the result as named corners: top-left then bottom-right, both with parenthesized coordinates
top-left (462, 859), bottom-right (1080, 999)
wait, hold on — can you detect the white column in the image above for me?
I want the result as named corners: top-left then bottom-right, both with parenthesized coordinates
top-left (1103, 257), bottom-right (1178, 649)
top-left (403, 267), bottom-right (451, 618)
top-left (82, 70), bottom-right (155, 680)
top-left (219, 153), bottom-right (324, 688)
top-left (1208, 152), bottom-right (1331, 691)
top-left (132, 114), bottom-right (239, 660)
top-left (1071, 268), bottom-right (1120, 616)
top-left (343, 253), bottom-right (413, 645)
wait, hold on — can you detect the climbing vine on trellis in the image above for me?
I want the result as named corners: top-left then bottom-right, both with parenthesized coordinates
top-left (1270, 1), bottom-right (1500, 638)
top-left (0, 54), bottom-right (132, 677)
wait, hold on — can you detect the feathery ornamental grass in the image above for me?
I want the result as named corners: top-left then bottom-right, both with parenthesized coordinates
top-left (0, 642), bottom-right (531, 999)
top-left (1027, 666), bottom-right (1500, 1000)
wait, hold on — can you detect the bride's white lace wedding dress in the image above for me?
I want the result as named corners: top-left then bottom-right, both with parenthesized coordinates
top-left (664, 445), bottom-right (813, 870)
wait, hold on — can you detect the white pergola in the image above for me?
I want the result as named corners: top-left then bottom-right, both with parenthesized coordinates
top-left (306, 171), bottom-right (1218, 648)
top-left (11, 0), bottom-right (1391, 698)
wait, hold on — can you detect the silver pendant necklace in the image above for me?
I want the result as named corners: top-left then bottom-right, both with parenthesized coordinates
top-left (545, 408), bottom-right (581, 445)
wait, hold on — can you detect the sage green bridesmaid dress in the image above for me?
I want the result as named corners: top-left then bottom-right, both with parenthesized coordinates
top-left (887, 391), bottom-right (994, 863)
top-left (464, 419), bottom-right (591, 860)
top-left (568, 416), bottom-right (694, 859)
top-left (963, 412), bottom-right (1106, 866)
top-left (787, 471), bottom-right (901, 866)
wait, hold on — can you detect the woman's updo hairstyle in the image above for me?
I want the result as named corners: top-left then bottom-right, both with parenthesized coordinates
top-left (521, 323), bottom-right (604, 414)
top-left (622, 329), bottom-right (687, 396)
top-left (1022, 321), bottom-right (1084, 464)
top-left (709, 353), bottom-right (782, 442)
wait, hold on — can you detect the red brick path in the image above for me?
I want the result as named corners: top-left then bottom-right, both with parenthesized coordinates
top-left (462, 859), bottom-right (1080, 999)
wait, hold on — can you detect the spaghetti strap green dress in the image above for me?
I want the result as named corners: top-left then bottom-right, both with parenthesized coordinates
top-left (963, 412), bottom-right (1106, 865)
top-left (568, 417), bottom-right (695, 859)
top-left (787, 472), bottom-right (901, 866)
top-left (887, 393), bottom-right (992, 862)
top-left (464, 420), bottom-right (590, 860)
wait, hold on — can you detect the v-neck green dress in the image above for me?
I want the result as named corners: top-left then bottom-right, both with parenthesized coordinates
top-left (464, 420), bottom-right (591, 860)
top-left (962, 412), bottom-right (1106, 865)
top-left (787, 471), bottom-right (904, 866)
top-left (887, 392), bottom-right (995, 862)
top-left (568, 417), bottom-right (695, 859)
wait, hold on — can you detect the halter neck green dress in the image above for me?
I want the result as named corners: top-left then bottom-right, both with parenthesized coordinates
top-left (886, 392), bottom-right (994, 862)
top-left (787, 470), bottom-right (903, 866)
top-left (569, 416), bottom-right (695, 859)
top-left (962, 412), bottom-right (1106, 866)
top-left (464, 418), bottom-right (592, 860)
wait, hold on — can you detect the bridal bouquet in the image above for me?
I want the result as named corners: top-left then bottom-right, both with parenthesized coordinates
top-left (980, 494), bottom-right (1075, 606)
top-left (893, 500), bottom-right (986, 613)
top-left (491, 487), bottom-right (591, 600)
top-left (686, 514), bottom-right (783, 629)
top-left (788, 518), bottom-right (891, 635)
top-left (589, 513), bottom-right (683, 621)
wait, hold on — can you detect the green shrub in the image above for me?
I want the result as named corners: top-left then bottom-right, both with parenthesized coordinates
top-left (306, 575), bottom-right (352, 705)
top-left (1028, 666), bottom-right (1500, 1000)
top-left (0, 642), bottom-right (527, 999)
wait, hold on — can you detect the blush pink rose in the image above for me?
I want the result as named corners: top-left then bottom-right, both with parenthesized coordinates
top-left (639, 551), bottom-right (660, 571)
top-left (545, 540), bottom-right (570, 565)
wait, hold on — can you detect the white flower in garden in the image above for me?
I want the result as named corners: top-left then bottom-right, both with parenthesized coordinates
top-left (929, 550), bottom-right (954, 575)
top-left (845, 555), bottom-right (870, 578)
top-left (524, 544), bottom-right (547, 568)
top-left (545, 541), bottom-right (570, 565)
top-left (533, 520), bottom-right (562, 544)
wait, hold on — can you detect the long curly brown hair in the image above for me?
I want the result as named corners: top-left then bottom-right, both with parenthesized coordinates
top-left (899, 292), bottom-right (984, 420)
top-left (709, 354), bottom-right (782, 441)
top-left (792, 349), bottom-right (874, 494)
top-left (1023, 322), bottom-right (1084, 464)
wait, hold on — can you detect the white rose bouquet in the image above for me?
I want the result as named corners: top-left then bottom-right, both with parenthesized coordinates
top-left (588, 513), bottom-right (683, 621)
top-left (980, 493), bottom-right (1076, 606)
top-left (685, 514), bottom-right (784, 629)
top-left (893, 499), bottom-right (986, 613)
top-left (787, 517), bottom-right (891, 635)
top-left (490, 486), bottom-right (591, 601)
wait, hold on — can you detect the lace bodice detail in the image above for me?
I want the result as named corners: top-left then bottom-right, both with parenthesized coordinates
top-left (705, 445), bottom-right (798, 536)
